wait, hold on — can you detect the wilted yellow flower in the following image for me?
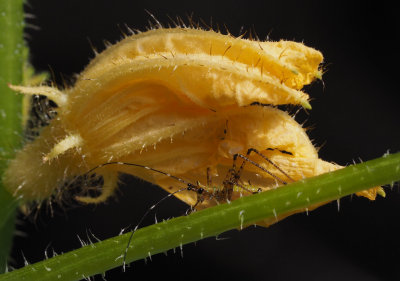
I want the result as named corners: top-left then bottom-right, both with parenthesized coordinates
top-left (3, 27), bottom-right (381, 215)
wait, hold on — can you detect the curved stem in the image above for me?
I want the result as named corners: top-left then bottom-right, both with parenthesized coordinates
top-left (0, 0), bottom-right (25, 273)
top-left (1, 152), bottom-right (399, 281)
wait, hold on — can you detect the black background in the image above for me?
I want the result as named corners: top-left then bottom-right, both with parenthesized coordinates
top-left (9, 1), bottom-right (400, 280)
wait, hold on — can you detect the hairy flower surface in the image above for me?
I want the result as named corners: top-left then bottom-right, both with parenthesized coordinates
top-left (3, 27), bottom-right (382, 219)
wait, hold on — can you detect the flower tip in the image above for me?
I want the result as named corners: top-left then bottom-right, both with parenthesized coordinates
top-left (302, 101), bottom-right (312, 110)
top-left (377, 188), bottom-right (386, 198)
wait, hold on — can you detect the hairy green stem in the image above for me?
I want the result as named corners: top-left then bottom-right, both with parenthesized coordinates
top-left (1, 152), bottom-right (399, 281)
top-left (0, 0), bottom-right (25, 273)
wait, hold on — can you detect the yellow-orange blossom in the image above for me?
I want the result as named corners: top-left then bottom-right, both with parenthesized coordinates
top-left (3, 28), bottom-right (383, 226)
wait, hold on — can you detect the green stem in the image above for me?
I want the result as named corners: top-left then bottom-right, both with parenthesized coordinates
top-left (1, 152), bottom-right (399, 281)
top-left (0, 0), bottom-right (25, 273)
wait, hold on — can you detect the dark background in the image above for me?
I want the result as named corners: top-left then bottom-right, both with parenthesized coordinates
top-left (10, 1), bottom-right (400, 280)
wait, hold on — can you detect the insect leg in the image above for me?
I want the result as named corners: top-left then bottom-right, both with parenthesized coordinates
top-left (247, 148), bottom-right (295, 182)
top-left (234, 181), bottom-right (258, 194)
top-left (78, 161), bottom-right (216, 268)
top-left (123, 185), bottom-right (194, 270)
top-left (206, 167), bottom-right (212, 187)
top-left (233, 151), bottom-right (288, 185)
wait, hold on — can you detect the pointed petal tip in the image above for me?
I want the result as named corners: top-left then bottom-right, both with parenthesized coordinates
top-left (377, 188), bottom-right (386, 198)
top-left (302, 101), bottom-right (312, 110)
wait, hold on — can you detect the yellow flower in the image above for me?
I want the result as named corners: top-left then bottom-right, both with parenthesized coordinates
top-left (3, 27), bottom-right (382, 215)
